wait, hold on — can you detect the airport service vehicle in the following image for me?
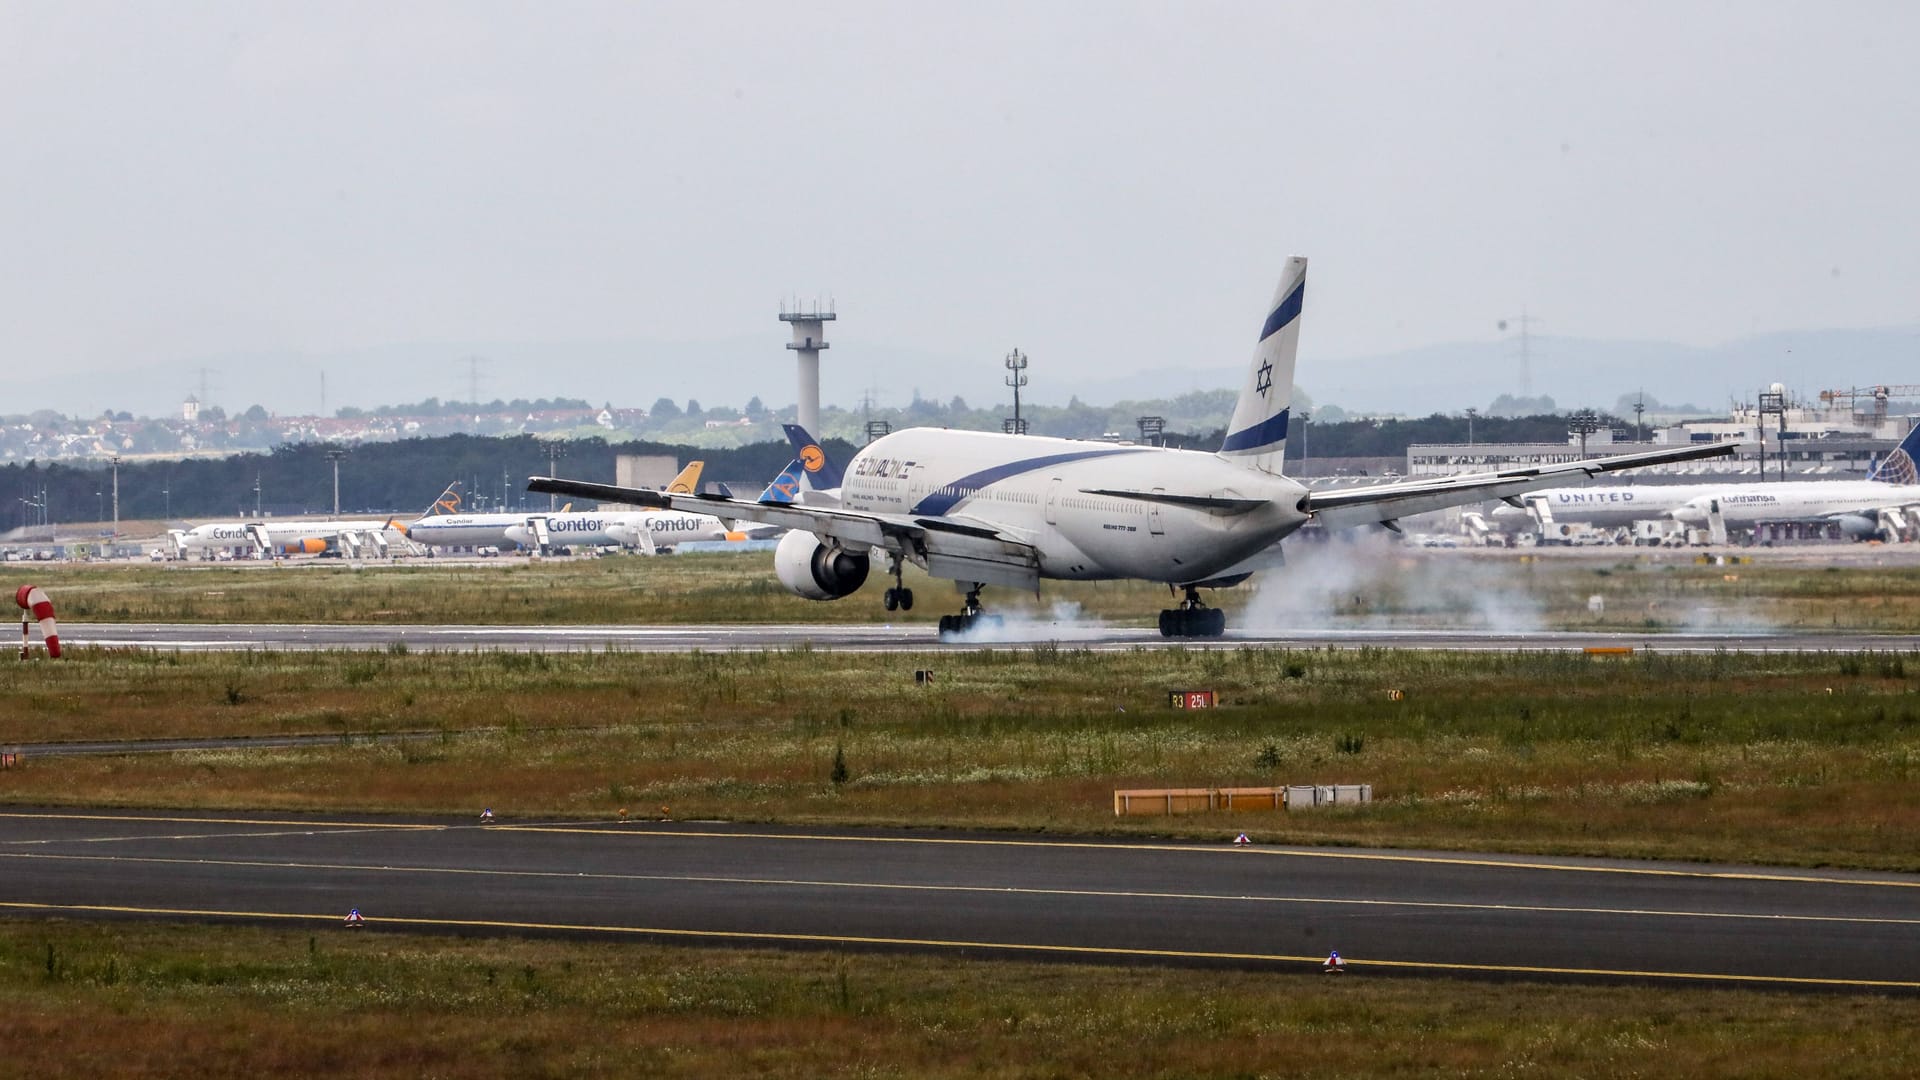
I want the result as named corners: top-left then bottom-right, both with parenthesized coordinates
top-left (530, 257), bottom-right (1735, 638)
top-left (1671, 423), bottom-right (1920, 542)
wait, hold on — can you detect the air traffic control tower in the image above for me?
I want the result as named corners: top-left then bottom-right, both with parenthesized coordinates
top-left (780, 301), bottom-right (835, 437)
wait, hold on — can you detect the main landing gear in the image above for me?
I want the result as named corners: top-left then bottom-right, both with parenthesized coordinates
top-left (882, 558), bottom-right (914, 612)
top-left (937, 584), bottom-right (1001, 639)
top-left (1159, 586), bottom-right (1226, 638)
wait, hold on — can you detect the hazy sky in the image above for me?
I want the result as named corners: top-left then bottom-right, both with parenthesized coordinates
top-left (4, 1), bottom-right (1918, 417)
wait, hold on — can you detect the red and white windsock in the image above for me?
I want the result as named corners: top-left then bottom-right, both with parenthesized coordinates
top-left (15, 585), bottom-right (60, 658)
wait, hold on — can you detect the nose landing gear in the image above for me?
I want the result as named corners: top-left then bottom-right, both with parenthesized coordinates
top-left (1159, 586), bottom-right (1226, 638)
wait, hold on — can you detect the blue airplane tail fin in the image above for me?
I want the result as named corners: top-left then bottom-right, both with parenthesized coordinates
top-left (781, 424), bottom-right (846, 491)
top-left (758, 459), bottom-right (807, 504)
top-left (1867, 421), bottom-right (1920, 484)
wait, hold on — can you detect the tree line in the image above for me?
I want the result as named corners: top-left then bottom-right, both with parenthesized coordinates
top-left (3, 412), bottom-right (1618, 529)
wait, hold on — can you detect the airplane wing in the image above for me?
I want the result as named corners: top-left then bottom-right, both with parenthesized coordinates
top-left (525, 477), bottom-right (1044, 590)
top-left (1307, 441), bottom-right (1740, 529)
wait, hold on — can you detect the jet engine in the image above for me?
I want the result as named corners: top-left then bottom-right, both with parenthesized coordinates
top-left (774, 529), bottom-right (869, 600)
top-left (1835, 513), bottom-right (1881, 540)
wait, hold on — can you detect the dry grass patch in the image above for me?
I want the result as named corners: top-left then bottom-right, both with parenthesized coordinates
top-left (2, 919), bottom-right (1916, 1078)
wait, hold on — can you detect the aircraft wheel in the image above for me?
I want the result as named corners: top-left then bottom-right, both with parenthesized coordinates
top-left (1159, 610), bottom-right (1178, 638)
top-left (883, 588), bottom-right (899, 612)
top-left (899, 588), bottom-right (913, 611)
top-left (1204, 608), bottom-right (1227, 637)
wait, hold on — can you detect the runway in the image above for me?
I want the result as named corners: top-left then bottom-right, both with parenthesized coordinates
top-left (60, 621), bottom-right (1920, 653)
top-left (1, 809), bottom-right (1914, 990)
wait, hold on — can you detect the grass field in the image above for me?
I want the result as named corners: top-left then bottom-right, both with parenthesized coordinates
top-left (5, 644), bottom-right (1919, 870)
top-left (5, 552), bottom-right (1918, 1072)
top-left (3, 918), bottom-right (1915, 1079)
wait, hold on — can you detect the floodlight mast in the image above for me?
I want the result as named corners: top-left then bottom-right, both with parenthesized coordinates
top-left (1004, 348), bottom-right (1028, 435)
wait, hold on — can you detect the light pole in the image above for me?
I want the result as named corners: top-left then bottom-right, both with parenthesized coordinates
top-left (1568, 410), bottom-right (1601, 459)
top-left (253, 473), bottom-right (262, 518)
top-left (110, 454), bottom-right (120, 538)
top-left (1298, 411), bottom-right (1310, 477)
top-left (544, 443), bottom-right (567, 510)
top-left (96, 490), bottom-right (103, 524)
top-left (1464, 407), bottom-right (1477, 447)
top-left (325, 448), bottom-right (347, 516)
top-left (1757, 387), bottom-right (1786, 482)
top-left (1003, 348), bottom-right (1028, 435)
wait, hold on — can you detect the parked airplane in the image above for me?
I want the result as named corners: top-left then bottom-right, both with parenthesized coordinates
top-left (1487, 481), bottom-right (1723, 533)
top-left (1671, 422), bottom-right (1920, 542)
top-left (172, 515), bottom-right (406, 559)
top-left (758, 424), bottom-right (846, 506)
top-left (407, 462), bottom-right (751, 554)
top-left (528, 257), bottom-right (1735, 637)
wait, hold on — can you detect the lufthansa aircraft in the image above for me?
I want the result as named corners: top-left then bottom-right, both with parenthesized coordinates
top-left (529, 259), bottom-right (1736, 637)
top-left (1671, 421), bottom-right (1920, 541)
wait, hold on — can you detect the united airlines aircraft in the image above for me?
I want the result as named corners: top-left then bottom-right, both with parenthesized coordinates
top-left (529, 258), bottom-right (1735, 637)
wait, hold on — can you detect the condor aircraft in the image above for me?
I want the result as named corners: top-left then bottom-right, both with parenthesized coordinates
top-left (530, 258), bottom-right (1736, 637)
top-left (172, 516), bottom-right (406, 558)
top-left (404, 463), bottom-right (734, 554)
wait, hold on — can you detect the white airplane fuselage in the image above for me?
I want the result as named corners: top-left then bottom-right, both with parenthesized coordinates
top-left (840, 428), bottom-right (1309, 583)
top-left (408, 509), bottom-right (729, 550)
top-left (177, 519), bottom-right (396, 551)
top-left (1674, 481), bottom-right (1920, 527)
top-left (1491, 485), bottom-right (1717, 529)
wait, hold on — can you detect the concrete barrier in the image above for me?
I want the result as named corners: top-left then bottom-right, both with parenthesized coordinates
top-left (1113, 785), bottom-right (1373, 816)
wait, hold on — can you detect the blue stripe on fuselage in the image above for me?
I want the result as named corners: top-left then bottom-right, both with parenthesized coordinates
top-left (908, 448), bottom-right (1147, 516)
top-left (1257, 281), bottom-right (1305, 341)
top-left (1219, 407), bottom-right (1290, 454)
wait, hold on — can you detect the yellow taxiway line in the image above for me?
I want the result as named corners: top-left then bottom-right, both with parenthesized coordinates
top-left (0, 899), bottom-right (1914, 991)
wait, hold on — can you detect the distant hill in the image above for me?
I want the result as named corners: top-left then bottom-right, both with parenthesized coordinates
top-left (1066, 325), bottom-right (1920, 416)
top-left (16, 324), bottom-right (1919, 422)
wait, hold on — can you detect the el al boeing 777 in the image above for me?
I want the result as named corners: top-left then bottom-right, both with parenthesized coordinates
top-left (530, 258), bottom-right (1735, 638)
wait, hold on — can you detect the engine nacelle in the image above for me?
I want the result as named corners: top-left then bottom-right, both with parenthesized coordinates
top-left (774, 530), bottom-right (869, 600)
top-left (1836, 513), bottom-right (1881, 540)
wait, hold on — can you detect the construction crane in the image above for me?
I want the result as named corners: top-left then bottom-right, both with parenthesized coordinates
top-left (1818, 385), bottom-right (1920, 422)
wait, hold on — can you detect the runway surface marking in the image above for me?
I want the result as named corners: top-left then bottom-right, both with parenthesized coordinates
top-left (0, 811), bottom-right (441, 831)
top-left (0, 899), bottom-right (1913, 991)
top-left (498, 824), bottom-right (1920, 891)
top-left (3, 810), bottom-right (1913, 892)
top-left (2, 849), bottom-right (1915, 929)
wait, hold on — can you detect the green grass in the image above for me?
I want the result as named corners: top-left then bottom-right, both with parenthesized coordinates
top-left (2, 919), bottom-right (1915, 1078)
top-left (6, 645), bottom-right (1920, 869)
